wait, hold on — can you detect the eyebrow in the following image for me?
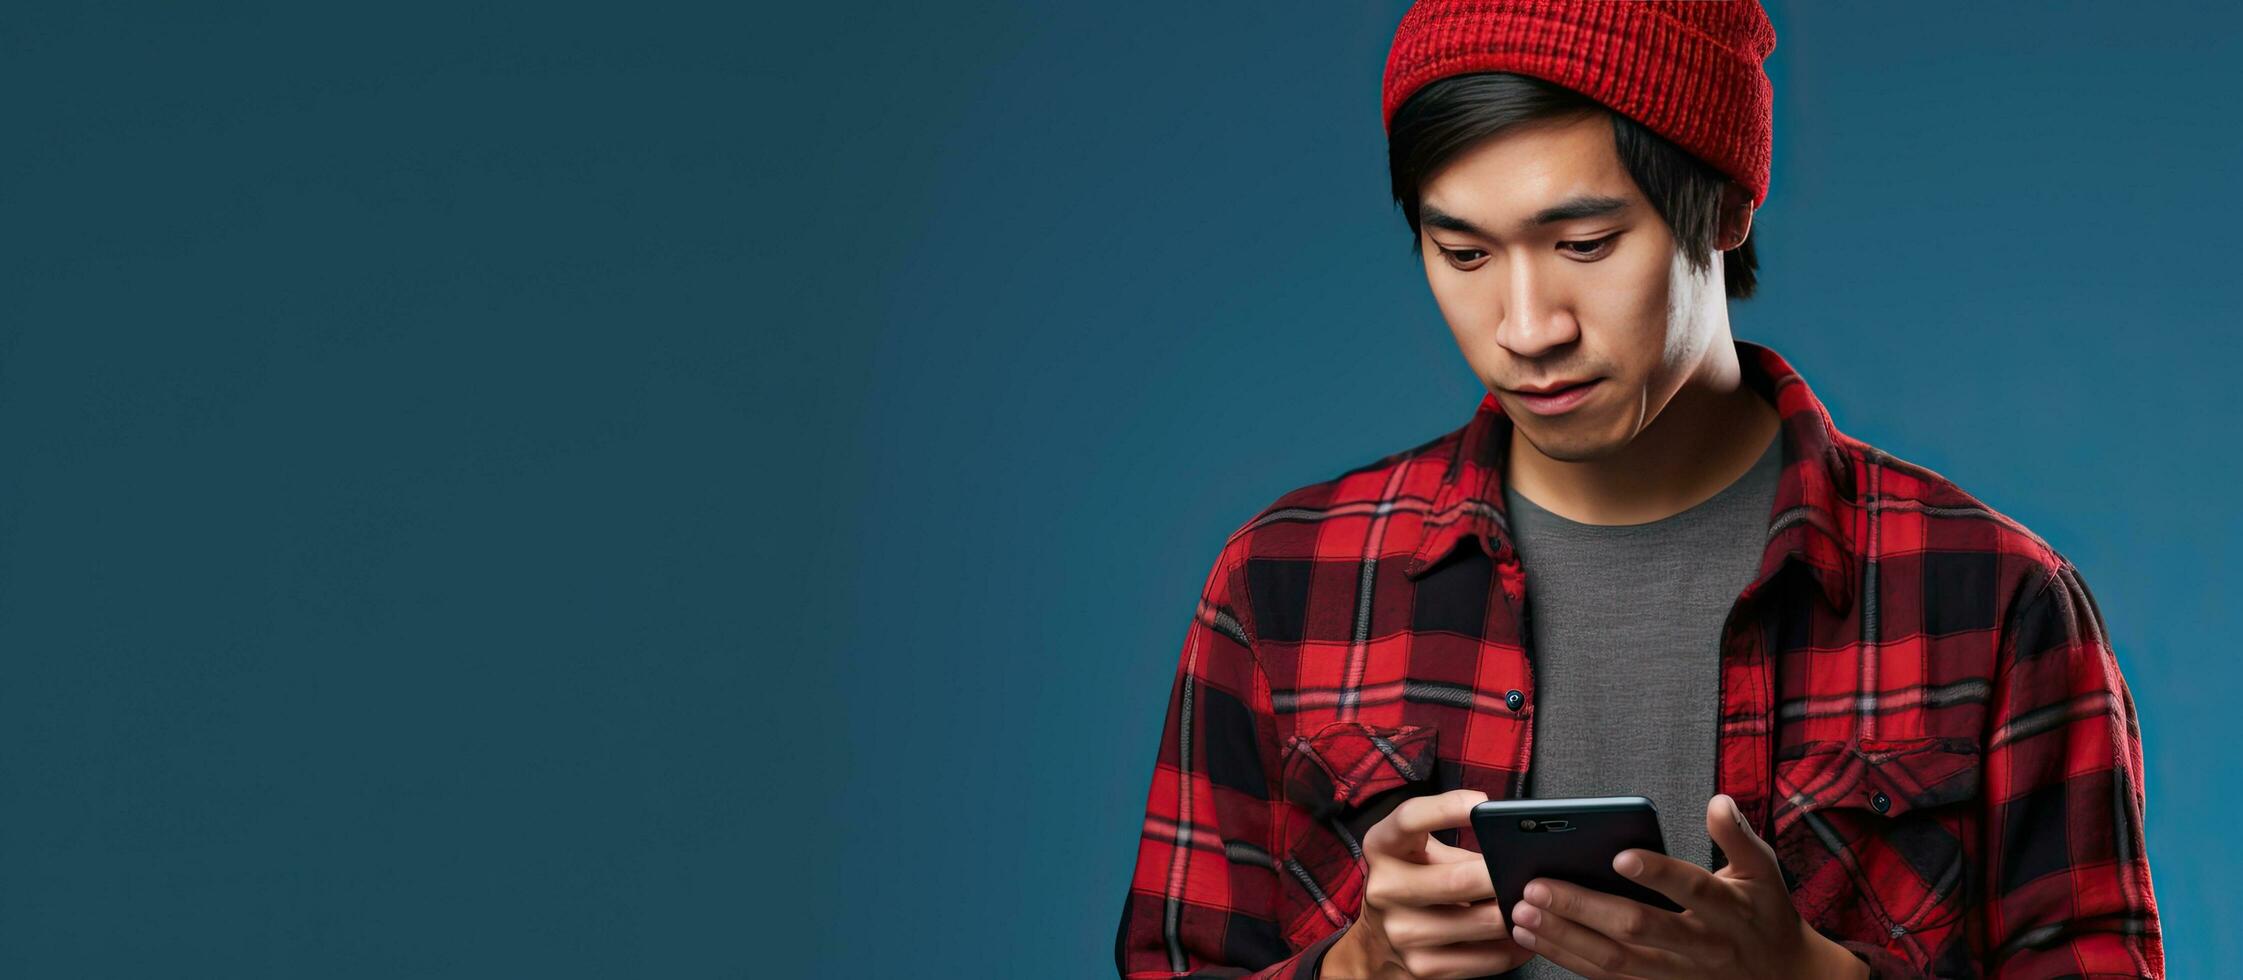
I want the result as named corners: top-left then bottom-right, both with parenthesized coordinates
top-left (1419, 194), bottom-right (1632, 240)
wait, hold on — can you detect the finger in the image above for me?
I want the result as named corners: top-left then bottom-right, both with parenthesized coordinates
top-left (1369, 848), bottom-right (1498, 906)
top-left (1705, 793), bottom-right (1782, 882)
top-left (1395, 937), bottom-right (1531, 979)
top-left (1381, 898), bottom-right (1514, 948)
top-left (1519, 877), bottom-right (1688, 951)
top-left (1422, 835), bottom-right (1482, 864)
top-left (1611, 847), bottom-right (1725, 916)
top-left (1508, 903), bottom-right (1671, 980)
top-left (1364, 788), bottom-right (1488, 858)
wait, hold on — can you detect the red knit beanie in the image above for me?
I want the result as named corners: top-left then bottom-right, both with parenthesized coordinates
top-left (1382, 0), bottom-right (1777, 208)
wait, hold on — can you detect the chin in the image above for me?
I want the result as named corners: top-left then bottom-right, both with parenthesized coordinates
top-left (1535, 442), bottom-right (1611, 464)
top-left (1514, 426), bottom-right (1609, 463)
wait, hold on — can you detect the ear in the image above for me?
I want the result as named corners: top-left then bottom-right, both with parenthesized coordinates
top-left (1716, 182), bottom-right (1754, 252)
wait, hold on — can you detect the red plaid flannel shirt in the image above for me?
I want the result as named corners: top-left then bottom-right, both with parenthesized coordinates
top-left (1114, 340), bottom-right (2161, 978)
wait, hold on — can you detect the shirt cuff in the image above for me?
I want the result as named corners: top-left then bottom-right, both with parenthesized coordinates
top-left (1293, 926), bottom-right (1349, 979)
top-left (1837, 939), bottom-right (1919, 979)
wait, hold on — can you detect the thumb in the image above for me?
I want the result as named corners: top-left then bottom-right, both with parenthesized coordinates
top-left (1706, 793), bottom-right (1782, 882)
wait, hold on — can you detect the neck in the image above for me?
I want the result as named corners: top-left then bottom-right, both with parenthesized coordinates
top-left (1505, 346), bottom-right (1780, 527)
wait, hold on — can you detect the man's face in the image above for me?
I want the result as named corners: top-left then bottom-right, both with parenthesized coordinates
top-left (1416, 112), bottom-right (1728, 463)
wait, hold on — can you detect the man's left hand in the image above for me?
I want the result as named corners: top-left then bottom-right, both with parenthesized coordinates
top-left (1505, 793), bottom-right (1870, 979)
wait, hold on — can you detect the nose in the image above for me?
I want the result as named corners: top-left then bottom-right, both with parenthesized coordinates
top-left (1495, 258), bottom-right (1577, 357)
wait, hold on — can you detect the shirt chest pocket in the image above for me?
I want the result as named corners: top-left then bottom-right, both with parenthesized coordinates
top-left (1273, 721), bottom-right (1441, 949)
top-left (1771, 738), bottom-right (1982, 937)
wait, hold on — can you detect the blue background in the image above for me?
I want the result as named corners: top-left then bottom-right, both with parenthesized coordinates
top-left (1, 1), bottom-right (2230, 976)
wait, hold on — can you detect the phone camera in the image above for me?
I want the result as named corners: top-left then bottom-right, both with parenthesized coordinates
top-left (1519, 818), bottom-right (1538, 831)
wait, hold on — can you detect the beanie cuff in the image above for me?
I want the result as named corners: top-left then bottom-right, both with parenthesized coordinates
top-left (1383, 1), bottom-right (1775, 209)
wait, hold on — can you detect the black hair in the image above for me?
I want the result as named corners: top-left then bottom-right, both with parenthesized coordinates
top-left (1387, 72), bottom-right (1759, 300)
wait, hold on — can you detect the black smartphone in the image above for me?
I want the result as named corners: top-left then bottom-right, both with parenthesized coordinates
top-left (1469, 795), bottom-right (1681, 920)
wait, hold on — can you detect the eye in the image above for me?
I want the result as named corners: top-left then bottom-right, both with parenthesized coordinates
top-left (1560, 233), bottom-right (1621, 259)
top-left (1437, 246), bottom-right (1487, 269)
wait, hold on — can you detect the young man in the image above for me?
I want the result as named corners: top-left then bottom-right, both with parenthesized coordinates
top-left (1113, 2), bottom-right (2162, 978)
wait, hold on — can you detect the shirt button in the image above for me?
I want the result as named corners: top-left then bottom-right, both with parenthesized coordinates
top-left (1870, 791), bottom-right (1891, 814)
top-left (1504, 690), bottom-right (1524, 711)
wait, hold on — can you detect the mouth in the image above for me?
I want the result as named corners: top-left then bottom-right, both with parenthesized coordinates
top-left (1508, 377), bottom-right (1603, 415)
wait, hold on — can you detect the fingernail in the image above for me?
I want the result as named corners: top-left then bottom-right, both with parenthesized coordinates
top-left (1615, 852), bottom-right (1642, 877)
top-left (1523, 881), bottom-right (1546, 904)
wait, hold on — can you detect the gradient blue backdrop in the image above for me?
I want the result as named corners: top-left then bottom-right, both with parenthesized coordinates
top-left (1, 2), bottom-right (2230, 977)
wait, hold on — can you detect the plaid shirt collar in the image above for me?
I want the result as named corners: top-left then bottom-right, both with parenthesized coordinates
top-left (1402, 339), bottom-right (1861, 616)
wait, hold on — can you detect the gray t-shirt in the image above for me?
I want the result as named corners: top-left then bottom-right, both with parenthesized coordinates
top-left (1497, 429), bottom-right (1782, 980)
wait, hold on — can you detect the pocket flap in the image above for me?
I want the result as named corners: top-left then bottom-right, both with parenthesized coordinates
top-left (1279, 721), bottom-right (1439, 821)
top-left (1777, 737), bottom-right (1981, 822)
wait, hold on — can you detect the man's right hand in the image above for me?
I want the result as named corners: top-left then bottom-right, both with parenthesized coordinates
top-left (1320, 788), bottom-right (1533, 979)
